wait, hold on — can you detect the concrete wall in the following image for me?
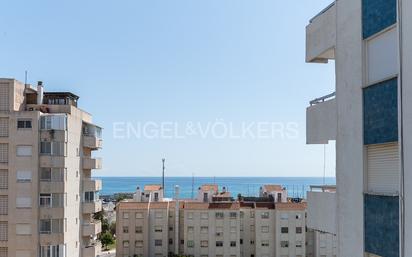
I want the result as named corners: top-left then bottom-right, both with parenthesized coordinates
top-left (401, 0), bottom-right (412, 255)
top-left (306, 99), bottom-right (337, 144)
top-left (335, 0), bottom-right (365, 255)
top-left (307, 192), bottom-right (337, 235)
top-left (306, 3), bottom-right (336, 63)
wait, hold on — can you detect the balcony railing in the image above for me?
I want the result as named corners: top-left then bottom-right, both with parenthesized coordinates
top-left (309, 92), bottom-right (336, 106)
top-left (83, 157), bottom-right (102, 170)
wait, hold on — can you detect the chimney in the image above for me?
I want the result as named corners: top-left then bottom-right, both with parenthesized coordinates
top-left (37, 81), bottom-right (44, 105)
top-left (174, 185), bottom-right (180, 200)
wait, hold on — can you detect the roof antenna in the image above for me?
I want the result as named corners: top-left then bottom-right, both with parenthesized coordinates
top-left (162, 158), bottom-right (165, 195)
top-left (24, 70), bottom-right (28, 86)
top-left (323, 144), bottom-right (326, 185)
top-left (191, 173), bottom-right (195, 200)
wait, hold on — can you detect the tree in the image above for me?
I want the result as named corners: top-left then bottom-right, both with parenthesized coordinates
top-left (109, 222), bottom-right (116, 236)
top-left (100, 232), bottom-right (115, 250)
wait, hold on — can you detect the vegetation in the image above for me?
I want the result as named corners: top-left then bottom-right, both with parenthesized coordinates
top-left (100, 232), bottom-right (115, 250)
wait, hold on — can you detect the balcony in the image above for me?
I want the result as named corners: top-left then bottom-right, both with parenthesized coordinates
top-left (306, 2), bottom-right (336, 63)
top-left (83, 200), bottom-right (102, 214)
top-left (83, 242), bottom-right (101, 257)
top-left (307, 185), bottom-right (337, 234)
top-left (83, 135), bottom-right (103, 150)
top-left (83, 221), bottom-right (102, 237)
top-left (40, 156), bottom-right (65, 168)
top-left (83, 179), bottom-right (102, 192)
top-left (306, 93), bottom-right (337, 144)
top-left (40, 181), bottom-right (65, 193)
top-left (83, 157), bottom-right (102, 170)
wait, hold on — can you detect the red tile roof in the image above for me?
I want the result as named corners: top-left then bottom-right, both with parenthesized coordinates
top-left (144, 184), bottom-right (162, 191)
top-left (263, 185), bottom-right (284, 192)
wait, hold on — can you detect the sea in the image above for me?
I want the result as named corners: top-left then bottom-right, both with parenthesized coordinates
top-left (97, 177), bottom-right (336, 199)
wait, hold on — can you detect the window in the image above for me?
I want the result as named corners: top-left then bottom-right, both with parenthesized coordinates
top-left (230, 226), bottom-right (236, 233)
top-left (123, 212), bottom-right (129, 219)
top-left (187, 226), bottom-right (194, 233)
top-left (40, 115), bottom-right (67, 130)
top-left (17, 171), bottom-right (32, 182)
top-left (135, 212), bottom-right (143, 219)
top-left (230, 241), bottom-right (236, 247)
top-left (280, 241), bottom-right (289, 248)
top-left (215, 212), bottom-right (224, 219)
top-left (16, 197), bottom-right (31, 208)
top-left (40, 194), bottom-right (52, 208)
top-left (280, 213), bottom-right (288, 220)
top-left (40, 168), bottom-right (65, 182)
top-left (0, 197), bottom-right (7, 215)
top-left (187, 240), bottom-right (194, 248)
top-left (84, 191), bottom-right (98, 202)
top-left (16, 224), bottom-right (31, 235)
top-left (216, 241), bottom-right (223, 247)
top-left (281, 227), bottom-right (288, 233)
top-left (17, 119), bottom-right (32, 129)
top-left (0, 222), bottom-right (7, 241)
top-left (154, 226), bottom-right (162, 232)
top-left (40, 141), bottom-right (65, 156)
top-left (135, 226), bottom-right (142, 233)
top-left (200, 240), bottom-right (208, 248)
top-left (154, 240), bottom-right (162, 246)
top-left (250, 211), bottom-right (255, 218)
top-left (0, 118), bottom-right (8, 137)
top-left (123, 226), bottom-right (129, 233)
top-left (0, 144), bottom-right (8, 163)
top-left (169, 238), bottom-right (173, 245)
top-left (169, 227), bottom-right (173, 231)
top-left (250, 225), bottom-right (255, 232)
top-left (122, 241), bottom-right (129, 248)
top-left (296, 214), bottom-right (302, 219)
top-left (40, 220), bottom-right (52, 234)
top-left (296, 241), bottom-right (302, 248)
top-left (155, 211), bottom-right (163, 219)
top-left (261, 212), bottom-right (269, 219)
top-left (187, 212), bottom-right (193, 219)
top-left (201, 212), bottom-right (208, 219)
top-left (200, 226), bottom-right (208, 234)
top-left (250, 240), bottom-right (255, 245)
top-left (135, 240), bottom-right (143, 248)
top-left (261, 241), bottom-right (269, 247)
top-left (16, 146), bottom-right (32, 157)
top-left (0, 170), bottom-right (7, 189)
top-left (240, 239), bottom-right (243, 245)
top-left (296, 227), bottom-right (303, 234)
top-left (261, 226), bottom-right (269, 233)
top-left (230, 212), bottom-right (237, 219)
top-left (40, 245), bottom-right (66, 257)
top-left (240, 211), bottom-right (244, 218)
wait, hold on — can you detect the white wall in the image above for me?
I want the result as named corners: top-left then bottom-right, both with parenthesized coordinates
top-left (307, 192), bottom-right (337, 235)
top-left (335, 0), bottom-right (365, 255)
top-left (306, 99), bottom-right (337, 144)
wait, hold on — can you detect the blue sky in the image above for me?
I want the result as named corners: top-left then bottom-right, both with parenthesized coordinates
top-left (1, 0), bottom-right (336, 177)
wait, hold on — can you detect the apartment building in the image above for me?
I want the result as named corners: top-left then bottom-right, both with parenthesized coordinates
top-left (0, 79), bottom-right (103, 257)
top-left (305, 0), bottom-right (410, 256)
top-left (116, 184), bottom-right (310, 257)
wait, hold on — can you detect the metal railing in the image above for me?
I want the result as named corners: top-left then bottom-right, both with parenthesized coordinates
top-left (309, 2), bottom-right (336, 23)
top-left (309, 185), bottom-right (337, 192)
top-left (309, 92), bottom-right (336, 106)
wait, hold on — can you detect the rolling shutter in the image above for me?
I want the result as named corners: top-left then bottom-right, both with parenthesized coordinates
top-left (367, 143), bottom-right (399, 194)
top-left (0, 83), bottom-right (8, 111)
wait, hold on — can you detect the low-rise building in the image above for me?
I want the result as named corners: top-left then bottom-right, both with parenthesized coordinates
top-left (116, 184), bottom-right (311, 257)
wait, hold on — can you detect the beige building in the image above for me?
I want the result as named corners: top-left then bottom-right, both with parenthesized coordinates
top-left (116, 184), bottom-right (310, 257)
top-left (0, 79), bottom-right (103, 257)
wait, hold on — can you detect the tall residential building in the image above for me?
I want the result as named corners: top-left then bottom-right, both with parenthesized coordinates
top-left (0, 79), bottom-right (103, 257)
top-left (116, 184), bottom-right (311, 257)
top-left (305, 0), bottom-right (410, 256)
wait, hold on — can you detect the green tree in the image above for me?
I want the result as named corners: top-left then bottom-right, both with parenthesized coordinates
top-left (100, 232), bottom-right (115, 250)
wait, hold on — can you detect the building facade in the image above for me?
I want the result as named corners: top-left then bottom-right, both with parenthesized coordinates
top-left (305, 0), bottom-right (410, 256)
top-left (116, 185), bottom-right (311, 257)
top-left (0, 79), bottom-right (103, 257)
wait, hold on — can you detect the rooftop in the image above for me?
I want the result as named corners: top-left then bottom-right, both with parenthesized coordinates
top-left (144, 184), bottom-right (163, 191)
top-left (262, 185), bottom-right (284, 192)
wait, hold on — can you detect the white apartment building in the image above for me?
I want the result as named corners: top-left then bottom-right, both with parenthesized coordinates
top-left (116, 185), bottom-right (310, 257)
top-left (305, 0), bottom-right (410, 256)
top-left (0, 79), bottom-right (103, 257)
